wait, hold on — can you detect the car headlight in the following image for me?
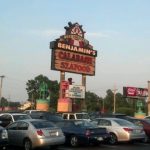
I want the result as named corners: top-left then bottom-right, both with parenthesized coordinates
top-left (1, 129), bottom-right (8, 139)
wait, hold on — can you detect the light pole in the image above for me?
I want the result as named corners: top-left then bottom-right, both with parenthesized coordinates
top-left (112, 85), bottom-right (117, 114)
top-left (0, 75), bottom-right (5, 108)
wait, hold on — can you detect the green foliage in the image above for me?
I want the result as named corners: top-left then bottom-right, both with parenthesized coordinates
top-left (26, 74), bottom-right (59, 110)
top-left (85, 91), bottom-right (103, 112)
top-left (0, 97), bottom-right (20, 107)
top-left (116, 107), bottom-right (134, 116)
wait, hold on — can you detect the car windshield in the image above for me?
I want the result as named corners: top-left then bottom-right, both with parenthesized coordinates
top-left (76, 113), bottom-right (90, 119)
top-left (114, 119), bottom-right (134, 126)
top-left (74, 120), bottom-right (96, 127)
top-left (46, 114), bottom-right (64, 121)
top-left (144, 119), bottom-right (150, 124)
top-left (31, 121), bottom-right (55, 129)
top-left (13, 115), bottom-right (31, 121)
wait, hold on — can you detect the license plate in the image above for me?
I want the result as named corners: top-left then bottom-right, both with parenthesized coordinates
top-left (50, 132), bottom-right (56, 136)
top-left (97, 137), bottom-right (103, 141)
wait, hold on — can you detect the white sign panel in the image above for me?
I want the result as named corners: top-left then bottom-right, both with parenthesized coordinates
top-left (66, 85), bottom-right (85, 99)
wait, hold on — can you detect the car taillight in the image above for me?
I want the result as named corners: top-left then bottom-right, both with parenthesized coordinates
top-left (123, 128), bottom-right (133, 132)
top-left (37, 129), bottom-right (44, 136)
top-left (85, 130), bottom-right (91, 136)
top-left (1, 129), bottom-right (8, 139)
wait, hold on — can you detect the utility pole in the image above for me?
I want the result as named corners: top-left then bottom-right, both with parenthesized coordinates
top-left (112, 85), bottom-right (117, 114)
top-left (148, 81), bottom-right (150, 116)
top-left (0, 75), bottom-right (5, 108)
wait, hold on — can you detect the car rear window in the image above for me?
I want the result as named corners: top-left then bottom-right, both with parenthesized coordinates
top-left (13, 115), bottom-right (31, 121)
top-left (114, 119), bottom-right (134, 126)
top-left (31, 121), bottom-right (55, 129)
top-left (74, 120), bottom-right (96, 127)
top-left (76, 114), bottom-right (90, 119)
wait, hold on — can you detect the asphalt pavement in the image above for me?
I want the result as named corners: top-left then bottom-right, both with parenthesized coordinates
top-left (7, 141), bottom-right (150, 150)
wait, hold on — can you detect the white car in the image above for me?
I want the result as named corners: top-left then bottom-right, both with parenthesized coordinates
top-left (0, 113), bottom-right (31, 127)
top-left (91, 118), bottom-right (146, 144)
top-left (62, 112), bottom-right (91, 121)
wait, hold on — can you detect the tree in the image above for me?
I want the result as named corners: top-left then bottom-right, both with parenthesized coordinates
top-left (85, 91), bottom-right (102, 112)
top-left (103, 89), bottom-right (114, 113)
top-left (26, 74), bottom-right (59, 111)
top-left (1, 97), bottom-right (8, 107)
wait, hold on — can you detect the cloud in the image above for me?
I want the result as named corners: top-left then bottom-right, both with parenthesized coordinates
top-left (25, 28), bottom-right (118, 37)
top-left (86, 32), bottom-right (110, 38)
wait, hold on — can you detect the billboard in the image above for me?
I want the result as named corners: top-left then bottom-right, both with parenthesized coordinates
top-left (50, 22), bottom-right (97, 76)
top-left (66, 85), bottom-right (85, 99)
top-left (123, 86), bottom-right (148, 98)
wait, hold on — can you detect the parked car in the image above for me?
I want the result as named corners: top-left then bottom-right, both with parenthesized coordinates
top-left (0, 113), bottom-right (31, 127)
top-left (144, 116), bottom-right (150, 120)
top-left (127, 118), bottom-right (150, 142)
top-left (91, 118), bottom-right (146, 144)
top-left (55, 120), bottom-right (110, 147)
top-left (0, 123), bottom-right (8, 149)
top-left (27, 111), bottom-right (64, 124)
top-left (62, 112), bottom-right (91, 121)
top-left (6, 119), bottom-right (65, 150)
top-left (23, 110), bottom-right (45, 114)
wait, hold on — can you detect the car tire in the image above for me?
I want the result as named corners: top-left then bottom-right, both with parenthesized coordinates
top-left (24, 139), bottom-right (32, 150)
top-left (142, 136), bottom-right (149, 143)
top-left (109, 133), bottom-right (118, 145)
top-left (70, 135), bottom-right (79, 147)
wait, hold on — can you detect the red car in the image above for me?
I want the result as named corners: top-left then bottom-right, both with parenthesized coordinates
top-left (133, 119), bottom-right (150, 142)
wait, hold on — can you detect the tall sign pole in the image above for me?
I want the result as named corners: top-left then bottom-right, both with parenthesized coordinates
top-left (148, 81), bottom-right (150, 115)
top-left (60, 71), bottom-right (65, 98)
top-left (82, 74), bottom-right (86, 111)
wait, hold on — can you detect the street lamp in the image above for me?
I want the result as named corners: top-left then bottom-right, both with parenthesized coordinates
top-left (112, 86), bottom-right (117, 114)
top-left (0, 75), bottom-right (5, 108)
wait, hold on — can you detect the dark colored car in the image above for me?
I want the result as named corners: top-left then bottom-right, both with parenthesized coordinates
top-left (0, 124), bottom-right (8, 149)
top-left (55, 120), bottom-right (110, 147)
top-left (28, 111), bottom-right (64, 124)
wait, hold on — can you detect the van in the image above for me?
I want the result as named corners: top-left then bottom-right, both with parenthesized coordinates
top-left (62, 112), bottom-right (91, 121)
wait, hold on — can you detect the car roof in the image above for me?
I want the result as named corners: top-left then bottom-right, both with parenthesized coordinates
top-left (95, 117), bottom-right (127, 121)
top-left (0, 113), bottom-right (28, 116)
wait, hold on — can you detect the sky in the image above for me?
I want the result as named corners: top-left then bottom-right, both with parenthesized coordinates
top-left (0, 0), bottom-right (150, 103)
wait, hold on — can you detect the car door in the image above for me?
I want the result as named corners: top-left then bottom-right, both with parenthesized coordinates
top-left (16, 121), bottom-right (29, 146)
top-left (7, 122), bottom-right (19, 145)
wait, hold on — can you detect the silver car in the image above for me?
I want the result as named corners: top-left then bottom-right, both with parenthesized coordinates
top-left (6, 119), bottom-right (65, 150)
top-left (91, 118), bottom-right (146, 144)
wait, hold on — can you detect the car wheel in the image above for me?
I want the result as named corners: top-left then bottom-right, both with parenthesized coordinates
top-left (142, 136), bottom-right (149, 143)
top-left (70, 135), bottom-right (79, 147)
top-left (24, 139), bottom-right (32, 150)
top-left (109, 133), bottom-right (118, 145)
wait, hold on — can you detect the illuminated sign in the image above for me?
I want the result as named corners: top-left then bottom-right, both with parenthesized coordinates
top-left (50, 22), bottom-right (97, 76)
top-left (123, 87), bottom-right (148, 98)
top-left (51, 49), bottom-right (95, 75)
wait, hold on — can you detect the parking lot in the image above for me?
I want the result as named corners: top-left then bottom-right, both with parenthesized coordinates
top-left (7, 142), bottom-right (150, 150)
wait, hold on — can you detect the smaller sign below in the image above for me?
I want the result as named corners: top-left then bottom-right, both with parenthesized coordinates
top-left (66, 85), bottom-right (85, 99)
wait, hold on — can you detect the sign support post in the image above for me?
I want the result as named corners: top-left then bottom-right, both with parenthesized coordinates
top-left (82, 74), bottom-right (86, 111)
